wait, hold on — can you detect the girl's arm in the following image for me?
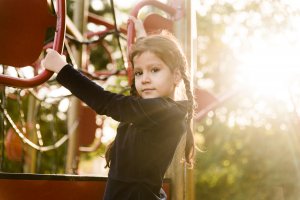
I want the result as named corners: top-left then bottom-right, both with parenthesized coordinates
top-left (129, 16), bottom-right (147, 39)
top-left (40, 48), bottom-right (172, 125)
top-left (56, 65), bottom-right (185, 125)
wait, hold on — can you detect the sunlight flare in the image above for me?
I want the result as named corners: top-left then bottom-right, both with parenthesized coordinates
top-left (236, 34), bottom-right (300, 100)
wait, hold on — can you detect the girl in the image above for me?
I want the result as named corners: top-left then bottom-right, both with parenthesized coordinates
top-left (42, 23), bottom-right (194, 200)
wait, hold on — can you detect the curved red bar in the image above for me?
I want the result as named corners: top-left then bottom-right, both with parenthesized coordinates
top-left (126, 0), bottom-right (176, 85)
top-left (87, 13), bottom-right (127, 35)
top-left (130, 0), bottom-right (176, 17)
top-left (0, 0), bottom-right (66, 88)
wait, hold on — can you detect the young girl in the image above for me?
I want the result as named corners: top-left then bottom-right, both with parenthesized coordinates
top-left (42, 23), bottom-right (194, 200)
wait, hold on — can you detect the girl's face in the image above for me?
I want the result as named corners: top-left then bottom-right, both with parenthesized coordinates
top-left (133, 51), bottom-right (181, 99)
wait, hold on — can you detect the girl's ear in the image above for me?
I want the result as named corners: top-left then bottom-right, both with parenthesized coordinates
top-left (173, 68), bottom-right (182, 86)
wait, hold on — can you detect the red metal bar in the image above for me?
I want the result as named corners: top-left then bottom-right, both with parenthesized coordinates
top-left (195, 89), bottom-right (240, 121)
top-left (86, 29), bottom-right (113, 39)
top-left (0, 0), bottom-right (66, 88)
top-left (88, 13), bottom-right (127, 35)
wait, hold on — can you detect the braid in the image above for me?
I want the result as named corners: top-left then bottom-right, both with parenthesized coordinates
top-left (179, 66), bottom-right (195, 168)
top-left (104, 140), bottom-right (114, 168)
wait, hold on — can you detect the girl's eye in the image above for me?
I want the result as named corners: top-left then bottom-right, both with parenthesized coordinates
top-left (134, 71), bottom-right (142, 77)
top-left (151, 67), bottom-right (160, 73)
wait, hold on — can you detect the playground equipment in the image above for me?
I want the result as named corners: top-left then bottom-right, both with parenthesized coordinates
top-left (0, 0), bottom-right (66, 88)
top-left (0, 172), bottom-right (171, 200)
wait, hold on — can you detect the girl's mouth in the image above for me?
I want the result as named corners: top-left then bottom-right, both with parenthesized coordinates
top-left (142, 88), bottom-right (155, 92)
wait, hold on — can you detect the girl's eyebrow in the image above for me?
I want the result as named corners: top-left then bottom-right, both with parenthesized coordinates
top-left (134, 62), bottom-right (163, 70)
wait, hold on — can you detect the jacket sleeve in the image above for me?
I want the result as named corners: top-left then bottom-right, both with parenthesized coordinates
top-left (56, 65), bottom-right (185, 124)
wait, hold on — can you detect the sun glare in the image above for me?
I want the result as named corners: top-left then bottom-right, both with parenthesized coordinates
top-left (235, 29), bottom-right (300, 101)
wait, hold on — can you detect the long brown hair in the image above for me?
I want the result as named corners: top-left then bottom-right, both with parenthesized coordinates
top-left (105, 31), bottom-right (195, 168)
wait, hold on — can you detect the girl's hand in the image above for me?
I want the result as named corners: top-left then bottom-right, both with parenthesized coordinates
top-left (41, 49), bottom-right (67, 73)
top-left (129, 16), bottom-right (147, 39)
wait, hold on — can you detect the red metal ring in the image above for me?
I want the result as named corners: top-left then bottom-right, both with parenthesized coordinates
top-left (0, 0), bottom-right (66, 88)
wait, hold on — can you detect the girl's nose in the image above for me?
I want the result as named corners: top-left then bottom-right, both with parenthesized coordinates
top-left (141, 72), bottom-right (150, 83)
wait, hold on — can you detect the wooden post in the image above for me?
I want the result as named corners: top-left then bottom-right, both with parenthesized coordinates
top-left (65, 0), bottom-right (89, 174)
top-left (166, 0), bottom-right (197, 199)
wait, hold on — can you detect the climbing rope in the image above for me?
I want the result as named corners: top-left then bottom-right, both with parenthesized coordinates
top-left (0, 105), bottom-right (76, 152)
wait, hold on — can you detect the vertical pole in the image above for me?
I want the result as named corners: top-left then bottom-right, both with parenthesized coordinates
top-left (184, 1), bottom-right (197, 200)
top-left (165, 139), bottom-right (185, 200)
top-left (165, 0), bottom-right (185, 198)
top-left (166, 0), bottom-right (197, 199)
top-left (0, 85), bottom-right (5, 170)
top-left (24, 95), bottom-right (39, 173)
top-left (65, 0), bottom-right (89, 174)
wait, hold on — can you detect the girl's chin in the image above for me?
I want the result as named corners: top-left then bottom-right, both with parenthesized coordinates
top-left (141, 95), bottom-right (159, 99)
top-left (141, 93), bottom-right (160, 99)
top-left (139, 91), bottom-right (158, 99)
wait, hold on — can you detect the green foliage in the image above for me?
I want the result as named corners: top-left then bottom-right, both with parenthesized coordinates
top-left (0, 91), bottom-right (68, 173)
top-left (196, 0), bottom-right (296, 94)
top-left (195, 1), bottom-right (300, 198)
top-left (195, 95), bottom-right (300, 199)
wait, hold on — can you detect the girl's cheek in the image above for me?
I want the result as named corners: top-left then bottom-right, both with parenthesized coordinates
top-left (134, 79), bottom-right (140, 87)
top-left (134, 76), bottom-right (140, 82)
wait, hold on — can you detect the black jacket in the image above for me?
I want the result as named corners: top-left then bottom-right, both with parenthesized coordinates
top-left (57, 65), bottom-right (187, 200)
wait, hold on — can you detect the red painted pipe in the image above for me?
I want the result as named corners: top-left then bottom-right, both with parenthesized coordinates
top-left (88, 13), bottom-right (127, 35)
